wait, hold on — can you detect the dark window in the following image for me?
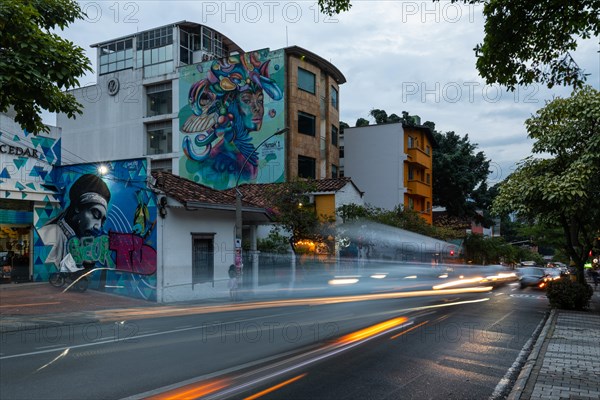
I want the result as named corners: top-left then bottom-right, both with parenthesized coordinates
top-left (298, 112), bottom-right (316, 136)
top-left (332, 125), bottom-right (338, 146)
top-left (146, 121), bottom-right (172, 155)
top-left (332, 164), bottom-right (338, 178)
top-left (339, 146), bottom-right (344, 158)
top-left (331, 86), bottom-right (338, 109)
top-left (192, 234), bottom-right (214, 284)
top-left (408, 166), bottom-right (414, 180)
top-left (298, 67), bottom-right (316, 94)
top-left (298, 155), bottom-right (316, 179)
top-left (146, 82), bottom-right (172, 117)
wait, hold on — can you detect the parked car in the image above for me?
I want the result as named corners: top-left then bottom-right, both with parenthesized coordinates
top-left (517, 267), bottom-right (551, 289)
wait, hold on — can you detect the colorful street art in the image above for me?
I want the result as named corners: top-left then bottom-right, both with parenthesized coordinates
top-left (33, 159), bottom-right (158, 301)
top-left (179, 48), bottom-right (286, 189)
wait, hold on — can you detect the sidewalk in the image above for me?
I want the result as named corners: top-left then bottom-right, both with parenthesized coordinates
top-left (507, 287), bottom-right (600, 400)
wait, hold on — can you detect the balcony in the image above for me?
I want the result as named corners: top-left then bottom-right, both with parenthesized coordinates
top-left (406, 147), bottom-right (431, 168)
top-left (406, 179), bottom-right (430, 198)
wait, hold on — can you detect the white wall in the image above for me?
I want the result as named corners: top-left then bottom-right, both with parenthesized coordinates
top-left (57, 69), bottom-right (180, 167)
top-left (158, 206), bottom-right (236, 302)
top-left (343, 124), bottom-right (405, 210)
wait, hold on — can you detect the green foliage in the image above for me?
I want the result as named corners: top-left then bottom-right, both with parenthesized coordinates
top-left (257, 230), bottom-right (290, 254)
top-left (0, 0), bottom-right (92, 133)
top-left (493, 86), bottom-right (600, 281)
top-left (443, 0), bottom-right (599, 89)
top-left (355, 117), bottom-right (370, 127)
top-left (266, 180), bottom-right (334, 252)
top-left (546, 279), bottom-right (594, 310)
top-left (317, 0), bottom-right (352, 16)
top-left (432, 130), bottom-right (491, 217)
top-left (336, 203), bottom-right (462, 242)
top-left (463, 233), bottom-right (542, 265)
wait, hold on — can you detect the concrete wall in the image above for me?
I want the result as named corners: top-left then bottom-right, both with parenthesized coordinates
top-left (343, 124), bottom-right (405, 210)
top-left (158, 206), bottom-right (236, 302)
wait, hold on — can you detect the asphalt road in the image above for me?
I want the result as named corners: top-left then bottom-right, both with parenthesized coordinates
top-left (0, 279), bottom-right (549, 400)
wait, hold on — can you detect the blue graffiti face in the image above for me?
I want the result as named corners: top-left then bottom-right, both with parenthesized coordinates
top-left (238, 89), bottom-right (265, 131)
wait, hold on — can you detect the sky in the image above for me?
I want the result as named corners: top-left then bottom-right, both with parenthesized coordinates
top-left (47, 1), bottom-right (600, 185)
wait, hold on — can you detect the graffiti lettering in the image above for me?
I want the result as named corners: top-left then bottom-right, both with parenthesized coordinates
top-left (109, 232), bottom-right (157, 275)
top-left (68, 235), bottom-right (115, 267)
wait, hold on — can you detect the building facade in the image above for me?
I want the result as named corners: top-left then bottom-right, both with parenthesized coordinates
top-left (341, 122), bottom-right (436, 224)
top-left (57, 22), bottom-right (345, 188)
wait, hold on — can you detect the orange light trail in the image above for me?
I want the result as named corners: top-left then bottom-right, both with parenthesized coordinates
top-left (145, 378), bottom-right (229, 400)
top-left (335, 317), bottom-right (409, 344)
top-left (243, 373), bottom-right (308, 400)
top-left (390, 320), bottom-right (429, 340)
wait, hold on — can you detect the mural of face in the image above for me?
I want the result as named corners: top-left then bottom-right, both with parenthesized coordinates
top-left (238, 89), bottom-right (264, 131)
top-left (72, 203), bottom-right (107, 237)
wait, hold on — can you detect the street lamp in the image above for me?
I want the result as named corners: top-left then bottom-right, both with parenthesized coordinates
top-left (234, 127), bottom-right (289, 287)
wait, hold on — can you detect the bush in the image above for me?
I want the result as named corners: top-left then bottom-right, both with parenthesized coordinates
top-left (546, 279), bottom-right (594, 310)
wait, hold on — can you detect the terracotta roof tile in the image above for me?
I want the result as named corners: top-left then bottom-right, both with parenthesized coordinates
top-left (151, 171), bottom-right (260, 208)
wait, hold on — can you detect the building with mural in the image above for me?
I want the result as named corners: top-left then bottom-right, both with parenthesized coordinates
top-left (341, 122), bottom-right (437, 224)
top-left (57, 21), bottom-right (345, 187)
top-left (51, 21), bottom-right (348, 302)
top-left (1, 110), bottom-right (159, 299)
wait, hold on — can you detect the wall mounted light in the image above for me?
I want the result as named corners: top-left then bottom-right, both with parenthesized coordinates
top-left (98, 165), bottom-right (109, 175)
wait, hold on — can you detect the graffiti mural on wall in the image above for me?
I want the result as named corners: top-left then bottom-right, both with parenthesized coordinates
top-left (34, 159), bottom-right (157, 300)
top-left (179, 48), bottom-right (286, 190)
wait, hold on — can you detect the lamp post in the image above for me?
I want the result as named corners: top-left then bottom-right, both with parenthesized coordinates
top-left (234, 127), bottom-right (289, 289)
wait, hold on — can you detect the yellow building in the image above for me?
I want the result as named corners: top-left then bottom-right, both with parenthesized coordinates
top-left (341, 122), bottom-right (437, 225)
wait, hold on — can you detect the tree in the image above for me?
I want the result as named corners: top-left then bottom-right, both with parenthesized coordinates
top-left (492, 86), bottom-right (600, 283)
top-left (444, 0), bottom-right (599, 90)
top-left (320, 0), bottom-right (598, 89)
top-left (355, 118), bottom-right (370, 127)
top-left (266, 180), bottom-right (334, 254)
top-left (0, 0), bottom-right (92, 133)
top-left (432, 130), bottom-right (491, 217)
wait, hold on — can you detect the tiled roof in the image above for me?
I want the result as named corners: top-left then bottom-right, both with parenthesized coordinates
top-left (222, 178), bottom-right (361, 208)
top-left (152, 172), bottom-right (361, 211)
top-left (151, 171), bottom-right (262, 209)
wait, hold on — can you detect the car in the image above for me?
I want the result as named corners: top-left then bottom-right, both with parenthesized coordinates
top-left (517, 266), bottom-right (551, 289)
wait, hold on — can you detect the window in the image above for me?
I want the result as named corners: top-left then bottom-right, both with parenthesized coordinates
top-left (298, 67), bottom-right (316, 94)
top-left (426, 173), bottom-right (430, 184)
top-left (298, 112), bottom-right (316, 136)
top-left (332, 164), bottom-right (338, 178)
top-left (146, 121), bottom-right (172, 155)
top-left (408, 136), bottom-right (415, 149)
top-left (99, 38), bottom-right (133, 75)
top-left (331, 86), bottom-right (338, 109)
top-left (339, 146), bottom-right (344, 158)
top-left (408, 166), bottom-right (414, 180)
top-left (298, 155), bottom-right (316, 179)
top-left (408, 197), bottom-right (414, 210)
top-left (146, 82), bottom-right (172, 116)
top-left (331, 125), bottom-right (338, 146)
top-left (192, 234), bottom-right (214, 284)
top-left (426, 145), bottom-right (431, 155)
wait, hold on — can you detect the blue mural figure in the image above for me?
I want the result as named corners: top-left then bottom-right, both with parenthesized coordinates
top-left (37, 174), bottom-right (111, 267)
top-left (181, 52), bottom-right (283, 187)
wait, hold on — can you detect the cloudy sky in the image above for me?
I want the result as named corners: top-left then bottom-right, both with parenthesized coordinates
top-left (49, 1), bottom-right (599, 184)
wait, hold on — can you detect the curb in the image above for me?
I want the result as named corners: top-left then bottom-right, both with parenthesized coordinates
top-left (506, 309), bottom-right (556, 400)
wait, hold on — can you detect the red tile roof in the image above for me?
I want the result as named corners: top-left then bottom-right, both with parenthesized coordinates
top-left (151, 171), bottom-right (262, 209)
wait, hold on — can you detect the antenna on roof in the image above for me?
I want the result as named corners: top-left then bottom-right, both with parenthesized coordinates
top-left (286, 26), bottom-right (288, 47)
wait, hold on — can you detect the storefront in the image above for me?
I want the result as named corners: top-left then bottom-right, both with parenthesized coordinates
top-left (0, 112), bottom-right (61, 284)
